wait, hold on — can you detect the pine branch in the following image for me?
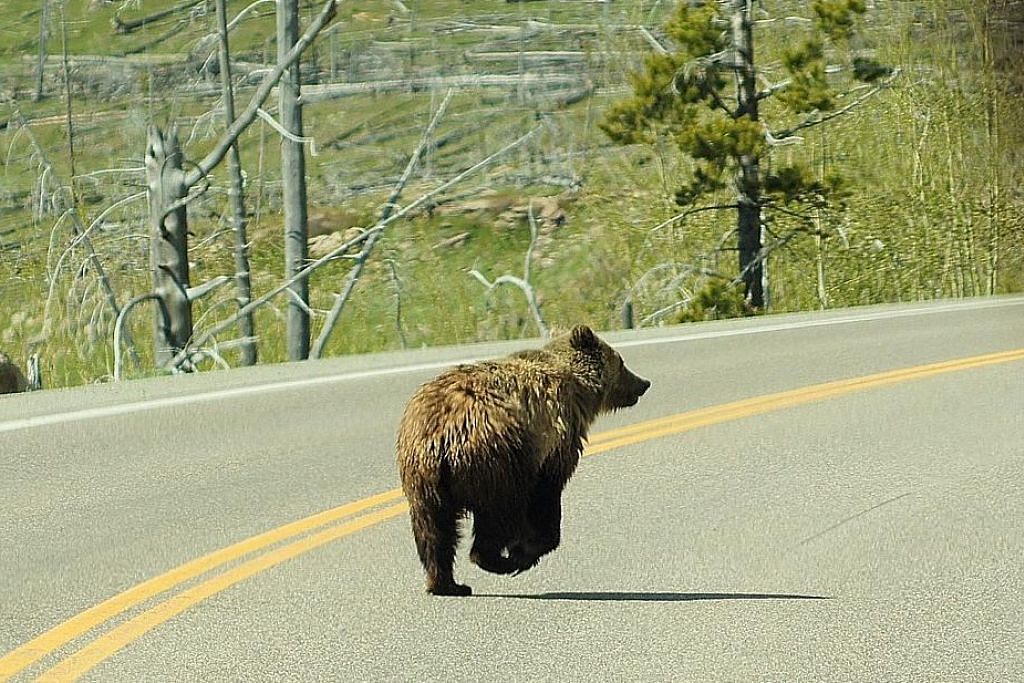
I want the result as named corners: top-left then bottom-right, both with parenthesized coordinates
top-left (767, 203), bottom-right (817, 224)
top-left (771, 69), bottom-right (900, 141)
top-left (645, 203), bottom-right (739, 237)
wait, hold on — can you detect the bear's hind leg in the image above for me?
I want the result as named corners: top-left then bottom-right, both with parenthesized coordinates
top-left (408, 498), bottom-right (471, 596)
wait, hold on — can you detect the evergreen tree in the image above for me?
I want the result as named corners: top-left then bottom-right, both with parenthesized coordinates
top-left (601, 0), bottom-right (894, 309)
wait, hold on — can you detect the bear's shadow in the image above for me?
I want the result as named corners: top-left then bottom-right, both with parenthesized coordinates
top-left (473, 591), bottom-right (831, 602)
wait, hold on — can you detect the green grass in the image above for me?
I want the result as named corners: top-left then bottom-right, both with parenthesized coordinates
top-left (1, 0), bottom-right (1021, 387)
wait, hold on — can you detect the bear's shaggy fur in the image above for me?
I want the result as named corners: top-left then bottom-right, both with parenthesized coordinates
top-left (396, 325), bottom-right (650, 596)
top-left (0, 352), bottom-right (27, 395)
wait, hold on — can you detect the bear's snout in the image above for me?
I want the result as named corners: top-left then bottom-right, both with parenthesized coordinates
top-left (611, 371), bottom-right (650, 408)
top-left (630, 372), bottom-right (651, 397)
top-left (629, 376), bottom-right (651, 405)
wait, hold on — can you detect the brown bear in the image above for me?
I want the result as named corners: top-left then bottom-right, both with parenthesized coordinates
top-left (0, 352), bottom-right (27, 395)
top-left (396, 325), bottom-right (650, 596)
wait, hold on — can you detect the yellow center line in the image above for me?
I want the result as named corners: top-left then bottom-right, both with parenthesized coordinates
top-left (2, 347), bottom-right (1021, 681)
top-left (0, 488), bottom-right (403, 680)
top-left (35, 503), bottom-right (410, 682)
top-left (585, 348), bottom-right (1024, 449)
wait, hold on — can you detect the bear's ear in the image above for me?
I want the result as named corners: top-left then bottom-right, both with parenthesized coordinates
top-left (569, 325), bottom-right (598, 352)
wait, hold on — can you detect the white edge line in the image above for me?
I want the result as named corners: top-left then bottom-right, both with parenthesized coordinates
top-left (2, 298), bottom-right (1022, 434)
top-left (615, 298), bottom-right (1024, 348)
top-left (0, 359), bottom-right (476, 435)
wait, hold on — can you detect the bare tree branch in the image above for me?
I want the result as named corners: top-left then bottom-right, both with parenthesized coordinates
top-left (729, 228), bottom-right (804, 291)
top-left (113, 294), bottom-right (166, 381)
top-left (256, 107), bottom-right (319, 156)
top-left (768, 203), bottom-right (818, 225)
top-left (227, 0), bottom-right (276, 32)
top-left (636, 204), bottom-right (738, 261)
top-left (174, 124), bottom-right (542, 368)
top-left (3, 93), bottom-right (123, 326)
top-left (310, 88), bottom-right (454, 359)
top-left (123, 18), bottom-right (191, 55)
top-left (469, 201), bottom-right (549, 338)
top-left (183, 0), bottom-right (339, 188)
top-left (638, 26), bottom-right (668, 54)
top-left (299, 73), bottom-right (583, 103)
top-left (196, 0), bottom-right (277, 73)
top-left (385, 258), bottom-right (407, 349)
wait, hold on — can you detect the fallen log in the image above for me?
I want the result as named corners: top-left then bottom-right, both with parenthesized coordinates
top-left (113, 0), bottom-right (206, 34)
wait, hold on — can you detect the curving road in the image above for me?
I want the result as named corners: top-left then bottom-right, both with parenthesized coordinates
top-left (1, 297), bottom-right (1023, 682)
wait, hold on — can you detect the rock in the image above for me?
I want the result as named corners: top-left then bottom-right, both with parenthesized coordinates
top-left (308, 227), bottom-right (367, 258)
top-left (499, 196), bottom-right (566, 230)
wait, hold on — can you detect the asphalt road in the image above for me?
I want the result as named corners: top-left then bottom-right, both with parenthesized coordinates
top-left (1, 297), bottom-right (1022, 682)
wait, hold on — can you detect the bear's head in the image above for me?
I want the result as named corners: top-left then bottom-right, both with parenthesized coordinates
top-left (566, 325), bottom-right (651, 413)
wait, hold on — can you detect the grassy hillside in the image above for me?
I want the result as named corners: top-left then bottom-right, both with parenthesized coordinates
top-left (1, 0), bottom-right (1021, 387)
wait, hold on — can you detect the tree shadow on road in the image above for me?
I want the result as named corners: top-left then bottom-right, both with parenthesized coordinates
top-left (473, 591), bottom-right (831, 602)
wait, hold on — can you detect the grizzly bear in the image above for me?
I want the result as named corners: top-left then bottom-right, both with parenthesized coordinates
top-left (0, 352), bottom-right (27, 395)
top-left (396, 325), bottom-right (650, 596)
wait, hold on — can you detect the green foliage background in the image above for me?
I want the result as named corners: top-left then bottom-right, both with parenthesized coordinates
top-left (0, 0), bottom-right (1020, 387)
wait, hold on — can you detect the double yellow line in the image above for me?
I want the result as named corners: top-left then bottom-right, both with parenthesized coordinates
top-left (3, 348), bottom-right (1022, 681)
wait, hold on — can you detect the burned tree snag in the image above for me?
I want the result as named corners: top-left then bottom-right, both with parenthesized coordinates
top-left (278, 0), bottom-right (311, 361)
top-left (215, 0), bottom-right (257, 366)
top-left (146, 126), bottom-right (193, 368)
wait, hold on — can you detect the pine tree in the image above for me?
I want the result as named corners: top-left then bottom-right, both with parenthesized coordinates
top-left (601, 0), bottom-right (894, 309)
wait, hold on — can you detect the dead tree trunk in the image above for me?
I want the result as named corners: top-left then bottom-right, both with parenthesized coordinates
top-left (216, 0), bottom-right (256, 365)
top-left (34, 0), bottom-right (49, 101)
top-left (730, 0), bottom-right (765, 309)
top-left (278, 0), bottom-right (310, 360)
top-left (60, 5), bottom-right (77, 204)
top-left (146, 126), bottom-right (193, 368)
top-left (27, 353), bottom-right (42, 391)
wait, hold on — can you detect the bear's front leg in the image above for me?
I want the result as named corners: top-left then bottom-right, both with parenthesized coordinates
top-left (469, 510), bottom-right (520, 575)
top-left (509, 474), bottom-right (563, 574)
